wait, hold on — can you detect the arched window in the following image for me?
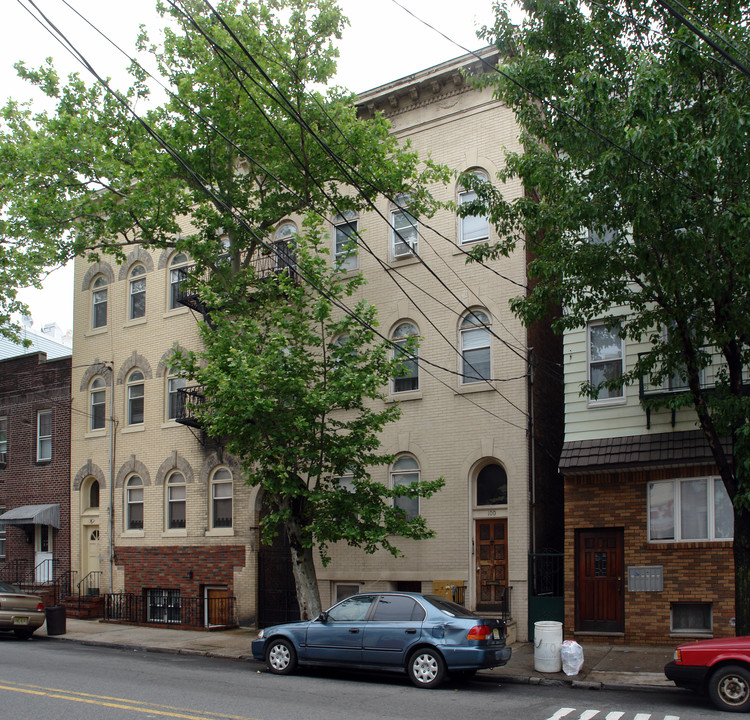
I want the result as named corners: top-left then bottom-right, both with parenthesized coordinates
top-left (391, 194), bottom-right (418, 258)
top-left (273, 222), bottom-right (297, 273)
top-left (210, 468), bottom-right (233, 529)
top-left (169, 253), bottom-right (190, 310)
top-left (89, 480), bottom-right (100, 509)
top-left (458, 170), bottom-right (490, 245)
top-left (460, 310), bottom-right (491, 384)
top-left (127, 370), bottom-right (145, 426)
top-left (89, 377), bottom-right (106, 431)
top-left (166, 374), bottom-right (187, 421)
top-left (391, 455), bottom-right (420, 520)
top-left (166, 472), bottom-right (186, 529)
top-left (128, 265), bottom-right (146, 320)
top-left (476, 464), bottom-right (508, 506)
top-left (334, 210), bottom-right (358, 271)
top-left (126, 475), bottom-right (144, 530)
top-left (391, 322), bottom-right (419, 393)
top-left (91, 276), bottom-right (108, 329)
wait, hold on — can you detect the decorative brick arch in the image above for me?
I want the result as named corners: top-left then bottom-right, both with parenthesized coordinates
top-left (116, 351), bottom-right (153, 385)
top-left (73, 460), bottom-right (107, 491)
top-left (157, 248), bottom-right (191, 270)
top-left (155, 452), bottom-right (195, 486)
top-left (156, 344), bottom-right (187, 378)
top-left (115, 455), bottom-right (152, 488)
top-left (79, 361), bottom-right (113, 392)
top-left (198, 451), bottom-right (242, 485)
top-left (118, 247), bottom-right (155, 281)
top-left (81, 261), bottom-right (115, 290)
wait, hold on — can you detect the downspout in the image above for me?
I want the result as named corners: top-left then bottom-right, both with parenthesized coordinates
top-left (529, 347), bottom-right (536, 554)
top-left (109, 364), bottom-right (115, 593)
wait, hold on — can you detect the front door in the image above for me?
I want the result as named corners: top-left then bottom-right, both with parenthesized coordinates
top-left (576, 528), bottom-right (624, 632)
top-left (35, 525), bottom-right (53, 582)
top-left (475, 519), bottom-right (508, 611)
top-left (205, 586), bottom-right (230, 627)
top-left (85, 526), bottom-right (100, 593)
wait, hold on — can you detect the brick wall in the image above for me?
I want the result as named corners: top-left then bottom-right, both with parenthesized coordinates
top-left (564, 463), bottom-right (735, 645)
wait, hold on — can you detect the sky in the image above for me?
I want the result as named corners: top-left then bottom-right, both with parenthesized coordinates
top-left (2, 0), bottom-right (498, 334)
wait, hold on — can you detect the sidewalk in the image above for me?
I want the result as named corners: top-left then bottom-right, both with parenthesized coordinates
top-left (36, 618), bottom-right (677, 691)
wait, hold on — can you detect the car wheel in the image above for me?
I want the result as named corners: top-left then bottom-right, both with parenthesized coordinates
top-left (265, 638), bottom-right (297, 675)
top-left (407, 648), bottom-right (446, 689)
top-left (14, 629), bottom-right (34, 640)
top-left (708, 664), bottom-right (750, 712)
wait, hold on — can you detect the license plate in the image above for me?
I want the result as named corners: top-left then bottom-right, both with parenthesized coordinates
top-left (492, 628), bottom-right (500, 640)
top-left (13, 616), bottom-right (29, 626)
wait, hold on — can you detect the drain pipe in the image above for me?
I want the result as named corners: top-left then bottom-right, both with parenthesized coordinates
top-left (108, 363), bottom-right (115, 594)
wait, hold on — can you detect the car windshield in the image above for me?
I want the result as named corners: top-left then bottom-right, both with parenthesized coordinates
top-left (423, 595), bottom-right (478, 618)
top-left (0, 581), bottom-right (21, 593)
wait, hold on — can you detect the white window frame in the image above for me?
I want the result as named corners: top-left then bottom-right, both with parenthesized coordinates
top-left (210, 469), bottom-right (233, 529)
top-left (166, 472), bottom-right (186, 530)
top-left (391, 322), bottom-right (419, 393)
top-left (391, 195), bottom-right (418, 259)
top-left (0, 417), bottom-right (7, 465)
top-left (90, 377), bottom-right (106, 431)
top-left (128, 264), bottom-right (146, 320)
top-left (648, 476), bottom-right (734, 542)
top-left (169, 253), bottom-right (189, 310)
top-left (587, 320), bottom-right (625, 405)
top-left (0, 505), bottom-right (6, 558)
top-left (460, 310), bottom-right (491, 384)
top-left (334, 213), bottom-right (358, 271)
top-left (147, 588), bottom-right (181, 624)
top-left (92, 276), bottom-right (108, 329)
top-left (36, 410), bottom-right (52, 462)
top-left (335, 583), bottom-right (360, 603)
top-left (273, 222), bottom-right (297, 273)
top-left (126, 475), bottom-right (144, 530)
top-left (458, 170), bottom-right (490, 245)
top-left (166, 376), bottom-right (186, 421)
top-left (127, 370), bottom-right (145, 426)
top-left (391, 455), bottom-right (420, 520)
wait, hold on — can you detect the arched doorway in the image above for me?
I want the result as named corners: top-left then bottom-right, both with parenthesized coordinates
top-left (257, 498), bottom-right (300, 627)
top-left (80, 478), bottom-right (101, 594)
top-left (474, 463), bottom-right (508, 612)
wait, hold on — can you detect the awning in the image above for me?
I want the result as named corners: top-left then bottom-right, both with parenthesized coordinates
top-left (0, 504), bottom-right (60, 529)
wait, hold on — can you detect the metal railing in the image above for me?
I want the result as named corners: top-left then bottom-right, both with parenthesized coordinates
top-left (104, 593), bottom-right (237, 629)
top-left (78, 571), bottom-right (102, 597)
top-left (174, 385), bottom-right (207, 428)
top-left (0, 559), bottom-right (31, 583)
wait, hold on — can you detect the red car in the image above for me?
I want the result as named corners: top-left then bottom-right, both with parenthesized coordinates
top-left (665, 636), bottom-right (750, 712)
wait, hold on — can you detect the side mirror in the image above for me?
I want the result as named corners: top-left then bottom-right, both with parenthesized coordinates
top-left (316, 611), bottom-right (329, 623)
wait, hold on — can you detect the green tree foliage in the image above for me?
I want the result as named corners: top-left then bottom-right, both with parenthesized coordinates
top-left (0, 0), bottom-right (446, 618)
top-left (469, 0), bottom-right (750, 634)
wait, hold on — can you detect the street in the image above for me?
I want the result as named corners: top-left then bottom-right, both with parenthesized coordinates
top-left (0, 638), bottom-right (726, 720)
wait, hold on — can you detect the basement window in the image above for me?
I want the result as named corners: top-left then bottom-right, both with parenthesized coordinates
top-left (671, 602), bottom-right (712, 635)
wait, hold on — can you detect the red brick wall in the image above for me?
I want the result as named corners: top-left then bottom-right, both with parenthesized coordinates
top-left (0, 353), bottom-right (71, 578)
top-left (115, 545), bottom-right (246, 596)
top-left (564, 463), bottom-right (735, 646)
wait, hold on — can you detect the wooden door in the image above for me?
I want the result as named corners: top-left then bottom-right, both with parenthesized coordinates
top-left (205, 586), bottom-right (230, 627)
top-left (475, 519), bottom-right (508, 611)
top-left (576, 528), bottom-right (624, 632)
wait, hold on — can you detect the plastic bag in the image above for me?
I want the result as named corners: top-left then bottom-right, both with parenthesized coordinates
top-left (560, 639), bottom-right (584, 676)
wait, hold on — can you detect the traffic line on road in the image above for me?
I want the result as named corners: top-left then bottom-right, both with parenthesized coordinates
top-left (545, 710), bottom-right (680, 720)
top-left (0, 681), bottom-right (261, 720)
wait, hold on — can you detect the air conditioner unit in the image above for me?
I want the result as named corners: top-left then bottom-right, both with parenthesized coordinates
top-left (393, 240), bottom-right (415, 258)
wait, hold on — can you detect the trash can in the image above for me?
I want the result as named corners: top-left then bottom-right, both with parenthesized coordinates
top-left (533, 620), bottom-right (562, 672)
top-left (45, 605), bottom-right (66, 636)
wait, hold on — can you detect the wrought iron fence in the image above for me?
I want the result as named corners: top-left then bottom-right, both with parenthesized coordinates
top-left (104, 592), bottom-right (236, 629)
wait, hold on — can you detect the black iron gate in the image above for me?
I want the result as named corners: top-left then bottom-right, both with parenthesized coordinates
top-left (257, 530), bottom-right (300, 628)
top-left (528, 552), bottom-right (564, 640)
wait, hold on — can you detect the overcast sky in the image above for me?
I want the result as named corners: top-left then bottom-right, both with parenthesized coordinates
top-left (3, 0), bottom-right (497, 334)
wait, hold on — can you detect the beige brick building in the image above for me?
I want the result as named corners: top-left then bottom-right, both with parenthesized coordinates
top-left (69, 49), bottom-right (563, 639)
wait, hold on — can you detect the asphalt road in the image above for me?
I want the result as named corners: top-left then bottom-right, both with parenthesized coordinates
top-left (0, 637), bottom-right (724, 720)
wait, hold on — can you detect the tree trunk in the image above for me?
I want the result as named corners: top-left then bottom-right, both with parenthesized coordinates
top-left (734, 503), bottom-right (750, 636)
top-left (286, 518), bottom-right (322, 621)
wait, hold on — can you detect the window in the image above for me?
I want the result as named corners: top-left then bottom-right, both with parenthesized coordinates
top-left (0, 417), bottom-right (7, 465)
top-left (128, 265), bottom-right (146, 320)
top-left (588, 321), bottom-right (624, 401)
top-left (476, 464), bottom-right (508, 506)
top-left (37, 410), bottom-right (52, 462)
top-left (335, 583), bottom-right (360, 603)
top-left (167, 472), bottom-right (186, 529)
top-left (371, 595), bottom-right (426, 622)
top-left (274, 222), bottom-right (297, 273)
top-left (90, 377), bottom-right (106, 431)
top-left (327, 594), bottom-right (376, 621)
top-left (127, 370), bottom-right (145, 426)
top-left (391, 455), bottom-right (420, 520)
top-left (671, 602), bottom-right (712, 634)
top-left (334, 212), bottom-right (358, 271)
top-left (169, 253), bottom-right (189, 310)
top-left (648, 477), bottom-right (733, 542)
top-left (391, 322), bottom-right (419, 393)
top-left (458, 170), bottom-right (490, 244)
top-left (147, 589), bottom-right (181, 624)
top-left (0, 505), bottom-right (5, 558)
top-left (211, 468), bottom-right (233, 529)
top-left (89, 481), bottom-right (100, 509)
top-left (126, 475), bottom-right (144, 530)
top-left (391, 195), bottom-right (418, 258)
top-left (460, 310), bottom-right (491, 384)
top-left (167, 375), bottom-right (186, 421)
top-left (92, 276), bottom-right (108, 329)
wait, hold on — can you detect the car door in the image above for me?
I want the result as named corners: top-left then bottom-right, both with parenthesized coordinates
top-left (362, 594), bottom-right (426, 666)
top-left (303, 594), bottom-right (376, 663)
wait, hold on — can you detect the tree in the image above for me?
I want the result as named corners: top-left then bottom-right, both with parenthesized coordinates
top-left (0, 0), bottom-right (446, 619)
top-left (468, 0), bottom-right (750, 634)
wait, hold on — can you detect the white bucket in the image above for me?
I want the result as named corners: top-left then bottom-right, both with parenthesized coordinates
top-left (533, 620), bottom-right (563, 673)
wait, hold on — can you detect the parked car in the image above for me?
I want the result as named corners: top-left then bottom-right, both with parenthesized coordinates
top-left (0, 581), bottom-right (46, 639)
top-left (664, 636), bottom-right (750, 712)
top-left (252, 592), bottom-right (511, 688)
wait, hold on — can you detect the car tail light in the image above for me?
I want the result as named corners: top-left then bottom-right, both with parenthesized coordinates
top-left (37, 602), bottom-right (44, 612)
top-left (467, 625), bottom-right (491, 640)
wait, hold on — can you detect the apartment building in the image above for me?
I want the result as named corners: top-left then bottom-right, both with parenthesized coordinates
top-left (69, 49), bottom-right (563, 638)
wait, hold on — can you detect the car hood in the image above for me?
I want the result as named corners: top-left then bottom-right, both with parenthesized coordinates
top-left (678, 636), bottom-right (750, 652)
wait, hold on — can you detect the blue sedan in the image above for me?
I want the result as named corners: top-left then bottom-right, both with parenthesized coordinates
top-left (252, 592), bottom-right (511, 688)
